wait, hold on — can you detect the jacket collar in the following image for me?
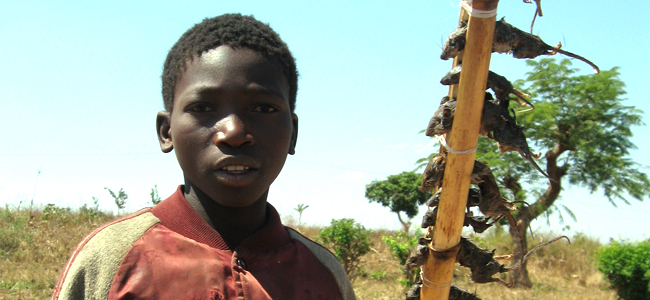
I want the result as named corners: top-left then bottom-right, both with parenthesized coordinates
top-left (151, 185), bottom-right (290, 252)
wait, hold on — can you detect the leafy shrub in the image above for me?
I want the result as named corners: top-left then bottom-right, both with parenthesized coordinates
top-left (597, 239), bottom-right (650, 300)
top-left (318, 218), bottom-right (371, 282)
top-left (42, 203), bottom-right (71, 221)
top-left (382, 230), bottom-right (420, 287)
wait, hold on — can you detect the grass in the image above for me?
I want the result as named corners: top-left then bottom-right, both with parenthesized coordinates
top-left (0, 206), bottom-right (617, 299)
top-left (0, 205), bottom-right (114, 300)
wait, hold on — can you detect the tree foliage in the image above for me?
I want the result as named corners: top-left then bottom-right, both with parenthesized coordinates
top-left (512, 58), bottom-right (649, 205)
top-left (365, 171), bottom-right (431, 231)
top-left (478, 58), bottom-right (650, 286)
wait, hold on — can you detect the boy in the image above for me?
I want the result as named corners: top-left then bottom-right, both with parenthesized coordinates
top-left (53, 14), bottom-right (356, 300)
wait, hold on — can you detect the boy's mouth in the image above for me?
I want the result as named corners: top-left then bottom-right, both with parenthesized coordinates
top-left (213, 157), bottom-right (261, 186)
top-left (220, 165), bottom-right (251, 173)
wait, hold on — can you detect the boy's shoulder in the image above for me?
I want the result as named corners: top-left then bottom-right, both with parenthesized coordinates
top-left (52, 208), bottom-right (160, 300)
top-left (285, 227), bottom-right (357, 300)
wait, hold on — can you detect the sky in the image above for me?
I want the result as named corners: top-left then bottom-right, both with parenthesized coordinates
top-left (1, 1), bottom-right (649, 244)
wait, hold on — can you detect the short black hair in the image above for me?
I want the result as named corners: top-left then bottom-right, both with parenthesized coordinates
top-left (161, 14), bottom-right (298, 112)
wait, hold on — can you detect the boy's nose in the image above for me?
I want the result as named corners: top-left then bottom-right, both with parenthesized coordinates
top-left (214, 114), bottom-right (254, 148)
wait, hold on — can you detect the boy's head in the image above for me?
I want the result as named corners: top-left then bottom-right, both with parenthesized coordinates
top-left (157, 14), bottom-right (298, 208)
top-left (161, 13), bottom-right (298, 113)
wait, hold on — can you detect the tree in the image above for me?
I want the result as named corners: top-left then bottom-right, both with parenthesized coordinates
top-left (473, 58), bottom-right (649, 287)
top-left (150, 185), bottom-right (162, 205)
top-left (293, 203), bottom-right (309, 226)
top-left (105, 187), bottom-right (128, 215)
top-left (365, 171), bottom-right (431, 231)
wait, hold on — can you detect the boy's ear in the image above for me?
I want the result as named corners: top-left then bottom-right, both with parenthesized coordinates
top-left (156, 111), bottom-right (174, 153)
top-left (288, 113), bottom-right (298, 155)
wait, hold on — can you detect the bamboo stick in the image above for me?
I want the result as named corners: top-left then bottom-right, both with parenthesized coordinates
top-left (448, 10), bottom-right (468, 99)
top-left (421, 1), bottom-right (499, 299)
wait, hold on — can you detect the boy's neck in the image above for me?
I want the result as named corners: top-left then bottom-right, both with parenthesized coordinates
top-left (183, 178), bottom-right (269, 249)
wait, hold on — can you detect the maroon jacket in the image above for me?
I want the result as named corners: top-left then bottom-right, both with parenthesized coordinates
top-left (53, 186), bottom-right (356, 300)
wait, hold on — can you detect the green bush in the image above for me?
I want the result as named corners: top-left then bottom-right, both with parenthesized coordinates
top-left (382, 230), bottom-right (420, 287)
top-left (597, 239), bottom-right (650, 300)
top-left (318, 218), bottom-right (371, 282)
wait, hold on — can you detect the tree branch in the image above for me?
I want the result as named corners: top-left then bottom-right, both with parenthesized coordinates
top-left (524, 142), bottom-right (567, 220)
top-left (396, 212), bottom-right (411, 232)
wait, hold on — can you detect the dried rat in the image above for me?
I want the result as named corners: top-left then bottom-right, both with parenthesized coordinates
top-left (426, 92), bottom-right (514, 139)
top-left (440, 22), bottom-right (467, 60)
top-left (405, 281), bottom-right (422, 300)
top-left (456, 237), bottom-right (512, 287)
top-left (419, 152), bottom-right (447, 192)
top-left (425, 96), bottom-right (455, 137)
top-left (471, 160), bottom-right (530, 232)
top-left (481, 94), bottom-right (549, 179)
top-left (480, 93), bottom-right (510, 138)
top-left (422, 207), bottom-right (495, 235)
top-left (449, 285), bottom-right (482, 300)
top-left (440, 65), bottom-right (533, 109)
top-left (404, 237), bottom-right (432, 272)
top-left (491, 114), bottom-right (548, 178)
top-left (456, 236), bottom-right (570, 287)
top-left (405, 283), bottom-right (483, 300)
top-left (421, 207), bottom-right (438, 228)
top-left (441, 18), bottom-right (599, 73)
top-left (426, 188), bottom-right (481, 208)
top-left (467, 215), bottom-right (496, 234)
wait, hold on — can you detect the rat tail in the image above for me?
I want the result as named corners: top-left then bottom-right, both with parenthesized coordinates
top-left (553, 46), bottom-right (600, 74)
top-left (507, 235), bottom-right (571, 271)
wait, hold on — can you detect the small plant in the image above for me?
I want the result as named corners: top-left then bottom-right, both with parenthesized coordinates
top-left (293, 203), bottom-right (309, 226)
top-left (382, 230), bottom-right (420, 287)
top-left (318, 218), bottom-right (371, 282)
top-left (369, 270), bottom-right (388, 281)
top-left (79, 196), bottom-right (101, 219)
top-left (43, 203), bottom-right (71, 221)
top-left (597, 239), bottom-right (650, 300)
top-left (150, 185), bottom-right (162, 205)
top-left (105, 187), bottom-right (128, 215)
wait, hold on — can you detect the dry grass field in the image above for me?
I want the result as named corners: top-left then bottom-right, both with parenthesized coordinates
top-left (0, 206), bottom-right (617, 300)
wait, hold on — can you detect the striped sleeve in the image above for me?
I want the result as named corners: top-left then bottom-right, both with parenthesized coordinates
top-left (52, 210), bottom-right (160, 300)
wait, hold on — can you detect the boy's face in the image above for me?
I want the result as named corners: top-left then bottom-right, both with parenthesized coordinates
top-left (157, 46), bottom-right (298, 208)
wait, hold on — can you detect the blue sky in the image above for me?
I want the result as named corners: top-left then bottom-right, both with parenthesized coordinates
top-left (1, 1), bottom-right (649, 243)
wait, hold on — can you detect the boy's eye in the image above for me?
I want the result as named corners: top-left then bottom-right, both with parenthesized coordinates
top-left (253, 104), bottom-right (278, 113)
top-left (188, 104), bottom-right (214, 113)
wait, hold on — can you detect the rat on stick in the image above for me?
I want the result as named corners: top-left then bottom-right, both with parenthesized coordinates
top-left (404, 281), bottom-right (422, 300)
top-left (471, 161), bottom-right (531, 235)
top-left (425, 96), bottom-right (455, 137)
top-left (426, 187), bottom-right (480, 208)
top-left (449, 285), bottom-right (483, 300)
top-left (419, 152), bottom-right (447, 193)
top-left (424, 92), bottom-right (549, 179)
top-left (404, 237), bottom-right (432, 271)
top-left (441, 18), bottom-right (599, 73)
top-left (456, 235), bottom-right (569, 287)
top-left (404, 283), bottom-right (484, 300)
top-left (440, 65), bottom-right (533, 109)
